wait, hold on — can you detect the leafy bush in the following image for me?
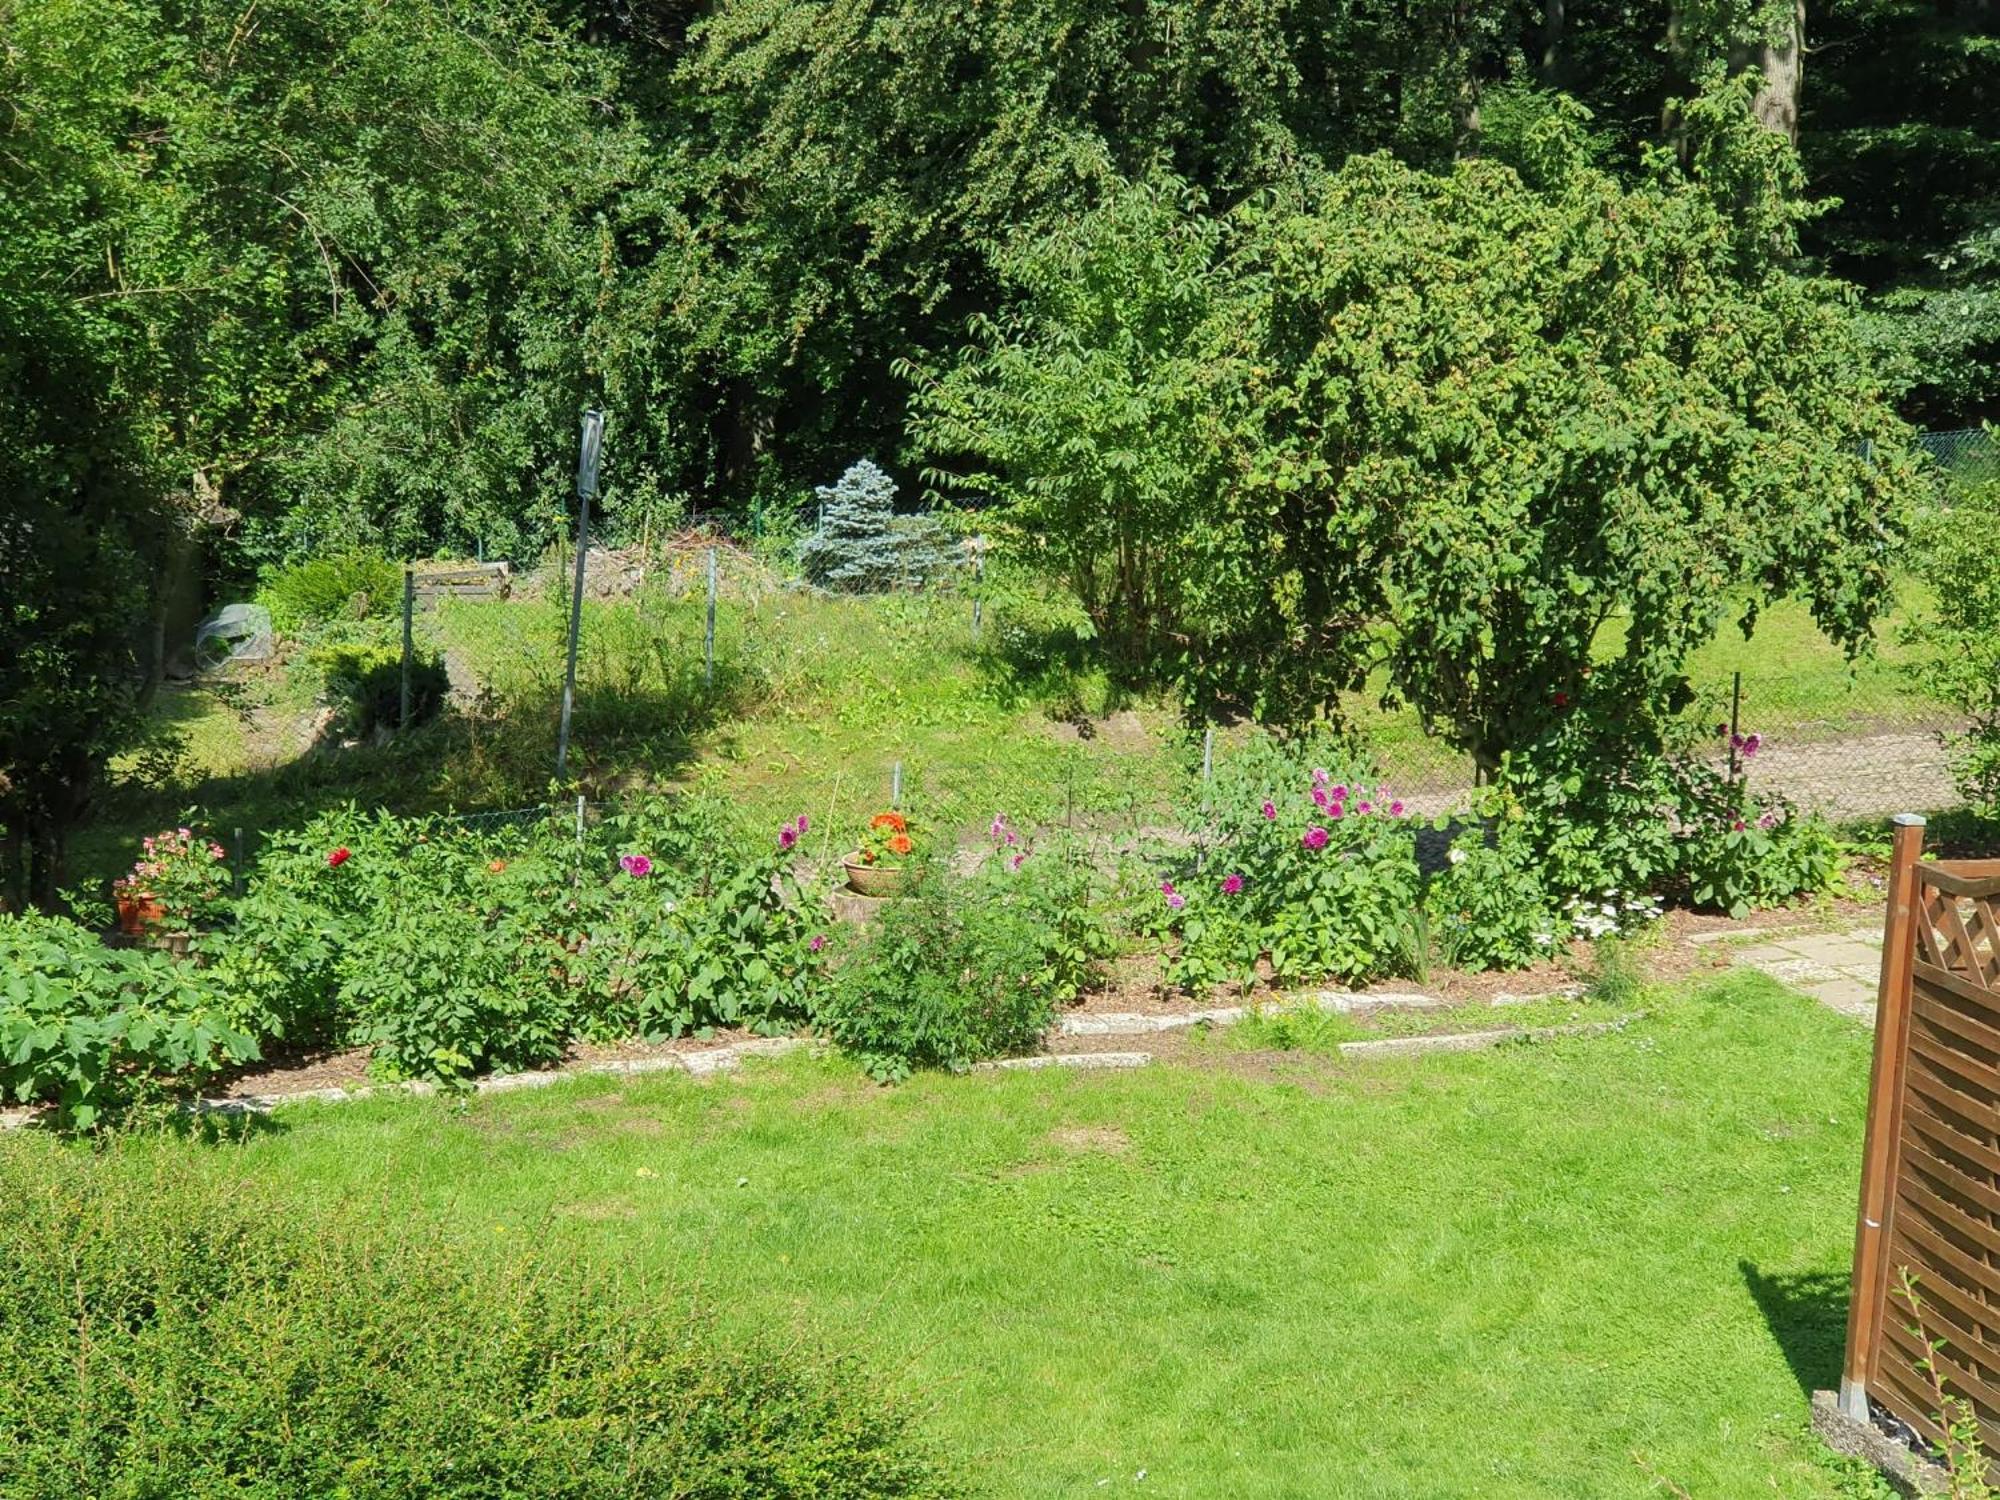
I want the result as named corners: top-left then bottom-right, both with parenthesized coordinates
top-left (210, 798), bottom-right (823, 1085)
top-left (571, 800), bottom-right (822, 1041)
top-left (258, 551), bottom-right (403, 633)
top-left (1160, 734), bottom-right (1423, 991)
top-left (1674, 774), bottom-right (1841, 918)
top-left (819, 846), bottom-right (1106, 1082)
top-left (0, 912), bottom-right (255, 1128)
top-left (311, 641), bottom-right (448, 735)
top-left (1908, 472), bottom-right (2000, 815)
top-left (0, 1144), bottom-right (958, 1499)
top-left (1426, 823), bottom-right (1559, 971)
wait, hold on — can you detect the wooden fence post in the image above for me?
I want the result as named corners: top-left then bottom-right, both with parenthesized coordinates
top-left (1839, 811), bottom-right (1927, 1423)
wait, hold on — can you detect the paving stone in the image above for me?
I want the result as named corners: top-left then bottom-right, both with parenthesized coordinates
top-left (1787, 936), bottom-right (1882, 972)
top-left (1755, 955), bottom-right (1848, 986)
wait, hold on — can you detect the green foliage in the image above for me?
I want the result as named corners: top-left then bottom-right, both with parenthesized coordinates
top-left (1908, 474), bottom-right (2000, 816)
top-left (258, 552), bottom-right (403, 634)
top-left (311, 642), bottom-right (448, 736)
top-left (819, 850), bottom-right (1106, 1082)
top-left (1676, 779), bottom-right (1842, 919)
top-left (1160, 734), bottom-right (1423, 991)
top-left (211, 799), bottom-right (822, 1084)
top-left (1427, 825), bottom-right (1560, 972)
top-left (0, 1143), bottom-right (959, 1499)
top-left (0, 912), bottom-right (256, 1128)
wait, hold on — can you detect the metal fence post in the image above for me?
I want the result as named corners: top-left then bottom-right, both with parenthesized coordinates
top-left (971, 541), bottom-right (984, 640)
top-left (890, 761), bottom-right (903, 810)
top-left (556, 410), bottom-right (605, 784)
top-left (232, 826), bottom-right (245, 898)
top-left (1840, 811), bottom-right (1927, 1422)
top-left (1727, 671), bottom-right (1742, 782)
top-left (705, 546), bottom-right (718, 690)
top-left (399, 566), bottom-right (415, 729)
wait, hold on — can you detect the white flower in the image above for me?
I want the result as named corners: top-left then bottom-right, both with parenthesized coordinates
top-left (1447, 847), bottom-right (1469, 866)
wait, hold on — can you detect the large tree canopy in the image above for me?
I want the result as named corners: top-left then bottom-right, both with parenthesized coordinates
top-left (913, 92), bottom-right (1920, 761)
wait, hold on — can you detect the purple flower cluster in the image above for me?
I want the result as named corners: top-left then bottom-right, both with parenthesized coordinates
top-left (990, 812), bottom-right (1030, 869)
top-left (777, 813), bottom-right (809, 851)
top-left (1160, 878), bottom-right (1186, 912)
top-left (1723, 729), bottom-right (1764, 758)
top-left (618, 853), bottom-right (653, 878)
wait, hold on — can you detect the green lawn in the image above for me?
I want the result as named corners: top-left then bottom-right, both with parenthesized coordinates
top-left (41, 973), bottom-right (1894, 1497)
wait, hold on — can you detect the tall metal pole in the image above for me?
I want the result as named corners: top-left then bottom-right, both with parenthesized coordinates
top-left (704, 545), bottom-right (718, 690)
top-left (399, 566), bottom-right (415, 728)
top-left (556, 410), bottom-right (605, 785)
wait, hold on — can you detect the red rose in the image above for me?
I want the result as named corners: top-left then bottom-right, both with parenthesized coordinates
top-left (1552, 691), bottom-right (1569, 709)
top-left (327, 847), bottom-right (352, 868)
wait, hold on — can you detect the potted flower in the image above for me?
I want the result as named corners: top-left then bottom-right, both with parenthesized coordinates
top-left (114, 827), bottom-right (228, 954)
top-left (844, 811), bottom-right (918, 897)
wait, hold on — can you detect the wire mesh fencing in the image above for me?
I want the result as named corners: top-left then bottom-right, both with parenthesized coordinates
top-left (1914, 425), bottom-right (1999, 499)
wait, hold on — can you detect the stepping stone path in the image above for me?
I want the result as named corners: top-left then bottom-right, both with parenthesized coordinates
top-left (1699, 924), bottom-right (1885, 1024)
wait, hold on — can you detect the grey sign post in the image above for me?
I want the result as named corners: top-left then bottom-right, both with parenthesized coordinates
top-left (555, 409), bottom-right (605, 784)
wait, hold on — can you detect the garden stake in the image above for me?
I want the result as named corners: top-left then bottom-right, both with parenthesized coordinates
top-left (232, 827), bottom-right (244, 898)
top-left (399, 566), bottom-right (415, 729)
top-left (705, 546), bottom-right (717, 689)
top-left (1728, 671), bottom-right (1742, 782)
top-left (891, 761), bottom-right (903, 810)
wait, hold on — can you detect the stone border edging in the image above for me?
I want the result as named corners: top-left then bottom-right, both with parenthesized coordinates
top-left (1809, 1390), bottom-right (1939, 1497)
top-left (196, 1037), bottom-right (809, 1116)
top-left (1056, 986), bottom-right (1580, 1038)
top-left (1334, 1018), bottom-right (1631, 1059)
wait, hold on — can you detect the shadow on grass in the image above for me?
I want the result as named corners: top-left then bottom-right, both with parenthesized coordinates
top-left (1741, 1259), bottom-right (1849, 1396)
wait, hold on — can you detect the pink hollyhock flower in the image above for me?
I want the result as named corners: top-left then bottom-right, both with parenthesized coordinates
top-left (809, 933), bottom-right (827, 953)
top-left (619, 853), bottom-right (653, 877)
top-left (1758, 810), bottom-right (1779, 830)
top-left (1302, 825), bottom-right (1329, 851)
top-left (1010, 852), bottom-right (1027, 870)
top-left (1327, 802), bottom-right (1344, 821)
top-left (990, 814), bottom-right (1009, 839)
top-left (1356, 801), bottom-right (1373, 815)
top-left (1160, 879), bottom-right (1177, 897)
top-left (327, 847), bottom-right (351, 868)
top-left (1261, 800), bottom-right (1277, 821)
top-left (1221, 872), bottom-right (1245, 895)
top-left (1742, 733), bottom-right (1762, 756)
top-left (1312, 787), bottom-right (1331, 810)
top-left (778, 825), bottom-right (798, 851)
top-left (795, 813), bottom-right (810, 834)
top-left (1388, 801), bottom-right (1405, 817)
top-left (1166, 891), bottom-right (1186, 911)
top-left (1330, 785), bottom-right (1349, 801)
top-left (1731, 819), bottom-right (1746, 832)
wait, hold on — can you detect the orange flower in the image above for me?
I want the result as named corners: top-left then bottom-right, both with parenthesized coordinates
top-left (488, 859), bottom-right (507, 874)
top-left (869, 811), bottom-right (907, 833)
top-left (888, 833), bottom-right (913, 857)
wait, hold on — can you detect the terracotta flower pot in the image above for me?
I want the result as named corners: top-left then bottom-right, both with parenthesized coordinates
top-left (116, 893), bottom-right (166, 936)
top-left (843, 854), bottom-right (908, 898)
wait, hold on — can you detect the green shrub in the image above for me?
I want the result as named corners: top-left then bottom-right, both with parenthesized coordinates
top-left (1160, 734), bottom-right (1423, 992)
top-left (1426, 823), bottom-right (1559, 971)
top-left (311, 641), bottom-right (448, 735)
top-left (572, 798), bottom-right (823, 1041)
top-left (0, 912), bottom-right (256, 1128)
top-left (1674, 776), bottom-right (1841, 918)
top-left (819, 847), bottom-right (1104, 1082)
top-left (0, 1143), bottom-right (958, 1499)
top-left (1907, 473), bottom-right (2000, 816)
top-left (210, 799), bottom-right (827, 1085)
top-left (258, 551), bottom-right (403, 634)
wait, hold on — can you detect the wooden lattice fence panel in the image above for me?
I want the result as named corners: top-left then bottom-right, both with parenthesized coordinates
top-left (1844, 836), bottom-right (2000, 1444)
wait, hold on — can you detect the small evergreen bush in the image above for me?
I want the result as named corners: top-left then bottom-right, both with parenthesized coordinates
top-left (257, 551), bottom-right (402, 634)
top-left (797, 459), bottom-right (953, 592)
top-left (0, 1144), bottom-right (958, 1499)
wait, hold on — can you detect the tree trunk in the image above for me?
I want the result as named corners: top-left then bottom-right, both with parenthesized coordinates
top-left (1539, 0), bottom-right (1566, 87)
top-left (1749, 0), bottom-right (1804, 143)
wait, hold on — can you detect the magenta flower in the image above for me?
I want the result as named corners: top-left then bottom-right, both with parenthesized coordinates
top-left (1312, 767), bottom-right (1331, 787)
top-left (1743, 733), bottom-right (1762, 757)
top-left (795, 813), bottom-right (810, 834)
top-left (1221, 872), bottom-right (1245, 895)
top-left (1312, 786), bottom-right (1331, 810)
top-left (1166, 891), bottom-right (1186, 911)
top-left (1356, 801), bottom-right (1372, 815)
top-left (619, 853), bottom-right (653, 878)
top-left (1388, 801), bottom-right (1405, 817)
top-left (1330, 785), bottom-right (1348, 801)
top-left (1327, 802), bottom-right (1344, 821)
top-left (990, 814), bottom-right (1008, 839)
top-left (1731, 819), bottom-right (1746, 832)
top-left (1757, 809), bottom-right (1779, 831)
top-left (809, 933), bottom-right (827, 954)
top-left (1302, 825), bottom-right (1329, 851)
top-left (1010, 852), bottom-right (1026, 871)
top-left (1160, 879), bottom-right (1177, 897)
top-left (778, 825), bottom-right (798, 851)
top-left (1261, 800), bottom-right (1277, 821)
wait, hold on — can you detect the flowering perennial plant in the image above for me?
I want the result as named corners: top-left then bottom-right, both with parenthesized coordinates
top-left (1160, 736), bottom-right (1421, 991)
top-left (115, 827), bottom-right (229, 929)
top-left (857, 810), bottom-right (918, 865)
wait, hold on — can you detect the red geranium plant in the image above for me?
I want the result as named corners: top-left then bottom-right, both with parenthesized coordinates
top-left (856, 810), bottom-right (920, 866)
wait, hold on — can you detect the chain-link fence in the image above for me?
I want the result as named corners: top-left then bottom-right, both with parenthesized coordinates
top-left (1915, 425), bottom-right (1999, 498)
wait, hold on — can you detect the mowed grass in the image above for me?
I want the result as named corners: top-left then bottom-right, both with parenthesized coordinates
top-left (38, 972), bottom-right (1893, 1498)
